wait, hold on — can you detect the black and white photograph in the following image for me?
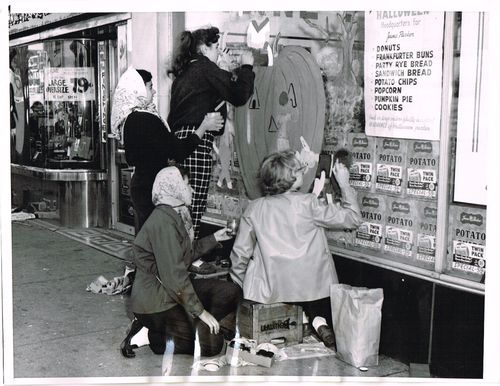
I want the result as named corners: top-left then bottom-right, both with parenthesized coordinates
top-left (2, 1), bottom-right (500, 385)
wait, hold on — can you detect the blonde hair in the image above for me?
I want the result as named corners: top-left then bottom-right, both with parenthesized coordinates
top-left (259, 150), bottom-right (302, 196)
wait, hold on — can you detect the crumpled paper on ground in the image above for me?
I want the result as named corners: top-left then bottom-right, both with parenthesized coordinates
top-left (192, 352), bottom-right (254, 372)
top-left (86, 266), bottom-right (134, 295)
top-left (192, 355), bottom-right (232, 372)
top-left (275, 335), bottom-right (336, 361)
top-left (192, 338), bottom-right (279, 371)
top-left (193, 336), bottom-right (334, 371)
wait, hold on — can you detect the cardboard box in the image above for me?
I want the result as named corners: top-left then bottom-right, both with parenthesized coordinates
top-left (237, 300), bottom-right (303, 345)
top-left (226, 344), bottom-right (274, 368)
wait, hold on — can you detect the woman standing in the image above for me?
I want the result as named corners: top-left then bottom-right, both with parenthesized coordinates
top-left (111, 67), bottom-right (223, 233)
top-left (120, 166), bottom-right (241, 358)
top-left (168, 26), bottom-right (255, 238)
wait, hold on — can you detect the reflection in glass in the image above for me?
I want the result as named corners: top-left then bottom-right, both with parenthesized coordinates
top-left (12, 39), bottom-right (99, 169)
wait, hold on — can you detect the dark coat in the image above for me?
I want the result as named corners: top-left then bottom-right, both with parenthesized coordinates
top-left (130, 205), bottom-right (219, 316)
top-left (168, 54), bottom-right (255, 132)
top-left (124, 110), bottom-right (201, 179)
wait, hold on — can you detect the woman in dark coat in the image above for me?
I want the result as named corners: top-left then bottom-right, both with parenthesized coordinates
top-left (168, 26), bottom-right (255, 238)
top-left (120, 166), bottom-right (242, 358)
top-left (111, 67), bottom-right (224, 233)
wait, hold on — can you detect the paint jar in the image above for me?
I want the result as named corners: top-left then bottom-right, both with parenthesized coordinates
top-left (226, 218), bottom-right (239, 236)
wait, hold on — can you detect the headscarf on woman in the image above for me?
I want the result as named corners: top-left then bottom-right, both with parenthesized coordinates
top-left (110, 66), bottom-right (169, 144)
top-left (152, 167), bottom-right (194, 242)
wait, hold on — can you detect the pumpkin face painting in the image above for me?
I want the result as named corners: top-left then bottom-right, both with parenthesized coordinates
top-left (234, 46), bottom-right (326, 199)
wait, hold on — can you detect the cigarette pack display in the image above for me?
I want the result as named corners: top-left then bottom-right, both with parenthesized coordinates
top-left (354, 193), bottom-right (386, 251)
top-left (383, 196), bottom-right (416, 259)
top-left (238, 300), bottom-right (303, 345)
top-left (375, 137), bottom-right (406, 196)
top-left (447, 204), bottom-right (486, 282)
top-left (415, 201), bottom-right (437, 266)
top-left (346, 133), bottom-right (375, 191)
top-left (405, 140), bottom-right (439, 200)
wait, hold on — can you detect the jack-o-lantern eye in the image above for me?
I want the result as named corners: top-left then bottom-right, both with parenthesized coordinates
top-left (279, 91), bottom-right (288, 106)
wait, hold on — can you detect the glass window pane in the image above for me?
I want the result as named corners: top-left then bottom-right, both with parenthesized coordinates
top-left (11, 39), bottom-right (99, 169)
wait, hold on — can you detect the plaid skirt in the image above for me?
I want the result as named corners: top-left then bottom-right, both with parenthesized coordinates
top-left (174, 125), bottom-right (215, 239)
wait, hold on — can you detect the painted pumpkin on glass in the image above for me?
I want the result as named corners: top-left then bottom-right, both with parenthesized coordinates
top-left (234, 46), bottom-right (326, 199)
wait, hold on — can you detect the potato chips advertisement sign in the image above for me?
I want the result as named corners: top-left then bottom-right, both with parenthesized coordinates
top-left (355, 194), bottom-right (385, 250)
top-left (44, 67), bottom-right (95, 101)
top-left (448, 205), bottom-right (486, 280)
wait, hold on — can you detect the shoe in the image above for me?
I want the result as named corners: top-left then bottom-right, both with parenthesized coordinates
top-left (120, 318), bottom-right (143, 358)
top-left (317, 325), bottom-right (336, 349)
top-left (220, 325), bottom-right (236, 341)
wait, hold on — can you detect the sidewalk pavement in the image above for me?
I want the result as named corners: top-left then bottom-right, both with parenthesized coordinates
top-left (7, 219), bottom-right (409, 382)
top-left (9, 219), bottom-right (166, 379)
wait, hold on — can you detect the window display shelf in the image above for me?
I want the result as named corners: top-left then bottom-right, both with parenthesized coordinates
top-left (328, 243), bottom-right (484, 295)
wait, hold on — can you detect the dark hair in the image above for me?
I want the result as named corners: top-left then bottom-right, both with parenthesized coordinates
top-left (334, 148), bottom-right (352, 168)
top-left (136, 69), bottom-right (152, 84)
top-left (168, 26), bottom-right (220, 77)
top-left (259, 150), bottom-right (302, 196)
top-left (31, 101), bottom-right (44, 110)
top-left (173, 164), bottom-right (190, 180)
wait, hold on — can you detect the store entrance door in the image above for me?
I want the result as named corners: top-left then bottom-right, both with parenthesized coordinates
top-left (105, 21), bottom-right (135, 236)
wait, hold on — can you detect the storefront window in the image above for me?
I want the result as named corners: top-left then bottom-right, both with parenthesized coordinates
top-left (444, 13), bottom-right (487, 284)
top-left (10, 39), bottom-right (99, 169)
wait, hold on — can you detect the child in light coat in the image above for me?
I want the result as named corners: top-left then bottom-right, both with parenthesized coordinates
top-left (230, 149), bottom-right (361, 348)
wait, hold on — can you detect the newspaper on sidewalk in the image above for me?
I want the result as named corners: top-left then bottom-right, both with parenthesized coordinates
top-left (86, 266), bottom-right (135, 295)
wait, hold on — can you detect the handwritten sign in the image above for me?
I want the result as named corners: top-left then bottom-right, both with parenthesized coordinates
top-left (44, 67), bottom-right (95, 102)
top-left (364, 11), bottom-right (444, 140)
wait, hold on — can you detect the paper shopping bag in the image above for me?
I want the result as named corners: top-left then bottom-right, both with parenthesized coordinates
top-left (330, 283), bottom-right (384, 368)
